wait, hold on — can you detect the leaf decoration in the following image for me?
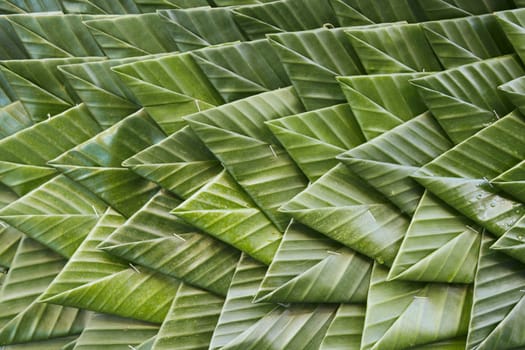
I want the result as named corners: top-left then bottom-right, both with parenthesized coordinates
top-left (49, 109), bottom-right (165, 217)
top-left (339, 113), bottom-right (452, 215)
top-left (209, 254), bottom-right (276, 350)
top-left (319, 304), bottom-right (366, 350)
top-left (410, 55), bottom-right (523, 144)
top-left (0, 175), bottom-right (107, 258)
top-left (345, 23), bottom-right (442, 74)
top-left (58, 56), bottom-right (146, 129)
top-left (255, 222), bottom-right (372, 304)
top-left (71, 313), bottom-right (159, 350)
top-left (338, 72), bottom-right (430, 141)
top-left (414, 110), bottom-right (525, 236)
top-left (84, 14), bottom-right (178, 59)
top-left (467, 234), bottom-right (525, 350)
top-left (361, 263), bottom-right (471, 350)
top-left (232, 0), bottom-right (338, 40)
top-left (0, 237), bottom-right (89, 345)
top-left (185, 87), bottom-right (308, 231)
top-left (0, 16), bottom-right (28, 60)
top-left (268, 27), bottom-right (363, 110)
top-left (190, 39), bottom-right (291, 103)
top-left (491, 214), bottom-right (525, 265)
top-left (172, 170), bottom-right (281, 265)
top-left (282, 164), bottom-right (409, 266)
top-left (389, 191), bottom-right (480, 283)
top-left (0, 57), bottom-right (105, 122)
top-left (41, 208), bottom-right (180, 323)
top-left (158, 7), bottom-right (245, 52)
top-left (112, 52), bottom-right (223, 134)
top-left (422, 14), bottom-right (513, 69)
top-left (0, 0), bottom-right (62, 14)
top-left (151, 283), bottom-right (224, 350)
top-left (99, 190), bottom-right (240, 296)
top-left (7, 13), bottom-right (104, 59)
top-left (331, 0), bottom-right (419, 23)
top-left (267, 103), bottom-right (365, 181)
top-left (0, 101), bottom-right (33, 139)
top-left (124, 126), bottom-right (221, 199)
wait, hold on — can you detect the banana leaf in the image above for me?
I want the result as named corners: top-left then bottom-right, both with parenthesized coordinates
top-left (492, 159), bottom-right (525, 203)
top-left (0, 15), bottom-right (28, 59)
top-left (62, 0), bottom-right (188, 14)
top-left (99, 190), bottom-right (240, 296)
top-left (414, 0), bottom-right (514, 20)
top-left (410, 55), bottom-right (523, 144)
top-left (499, 75), bottom-right (525, 114)
top-left (495, 8), bottom-right (525, 65)
top-left (491, 214), bottom-right (525, 264)
top-left (84, 13), bottom-right (178, 58)
top-left (329, 0), bottom-right (419, 23)
top-left (319, 304), bottom-right (366, 350)
top-left (338, 73), bottom-right (430, 140)
top-left (1, 336), bottom-right (78, 350)
top-left (0, 0), bottom-right (62, 13)
top-left (7, 13), bottom-right (104, 59)
top-left (0, 101), bottom-right (32, 138)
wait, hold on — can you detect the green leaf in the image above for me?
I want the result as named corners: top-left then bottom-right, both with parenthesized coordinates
top-left (410, 55), bottom-right (523, 144)
top-left (158, 7), bottom-right (245, 52)
top-left (499, 75), bottom-right (525, 115)
top-left (338, 113), bottom-right (452, 215)
top-left (190, 39), bottom-right (291, 103)
top-left (0, 237), bottom-right (89, 345)
top-left (345, 23), bottom-right (442, 74)
top-left (492, 159), bottom-right (525, 203)
top-left (151, 283), bottom-right (224, 350)
top-left (268, 27), bottom-right (363, 110)
top-left (232, 0), bottom-right (337, 40)
top-left (123, 126), bottom-right (222, 199)
top-left (71, 313), bottom-right (159, 350)
top-left (415, 0), bottom-right (514, 20)
top-left (61, 0), bottom-right (141, 14)
top-left (267, 103), bottom-right (365, 181)
top-left (0, 101), bottom-right (32, 139)
top-left (467, 234), bottom-right (525, 350)
top-left (185, 87), bottom-right (308, 231)
top-left (0, 336), bottom-right (78, 350)
top-left (0, 57), bottom-right (105, 122)
top-left (58, 57), bottom-right (147, 129)
top-left (282, 164), bottom-right (409, 266)
top-left (414, 110), bottom-right (525, 236)
top-left (49, 109), bottom-right (165, 217)
top-left (0, 16), bottom-right (28, 59)
top-left (41, 208), bottom-right (180, 323)
top-left (0, 224), bottom-right (22, 268)
top-left (83, 14), bottom-right (178, 58)
top-left (172, 170), bottom-right (281, 265)
top-left (331, 0), bottom-right (419, 23)
top-left (491, 214), bottom-right (525, 265)
top-left (319, 304), bottom-right (366, 350)
top-left (338, 72), bottom-right (430, 140)
top-left (388, 191), bottom-right (480, 283)
top-left (361, 263), bottom-right (471, 350)
top-left (99, 190), bottom-right (240, 296)
top-left (422, 14), bottom-right (513, 69)
top-left (0, 0), bottom-right (62, 13)
top-left (112, 52), bottom-right (223, 134)
top-left (7, 13), bottom-right (104, 59)
top-left (495, 8), bottom-right (525, 65)
top-left (255, 222), bottom-right (372, 303)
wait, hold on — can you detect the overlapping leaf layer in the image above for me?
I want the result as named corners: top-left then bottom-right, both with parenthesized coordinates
top-left (0, 1), bottom-right (524, 349)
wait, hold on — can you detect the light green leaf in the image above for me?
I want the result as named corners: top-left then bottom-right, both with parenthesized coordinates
top-left (491, 214), bottom-right (525, 265)
top-left (422, 14), bottom-right (513, 69)
top-left (61, 0), bottom-right (141, 14)
top-left (83, 14), bottom-right (178, 58)
top-left (99, 190), bottom-right (240, 296)
top-left (319, 304), bottom-right (366, 350)
top-left (1, 336), bottom-right (78, 350)
top-left (346, 23), bottom-right (442, 74)
top-left (492, 159), bottom-right (525, 203)
top-left (136, 336), bottom-right (156, 350)
top-left (330, 0), bottom-right (419, 23)
top-left (71, 313), bottom-right (159, 350)
top-left (338, 72), bottom-right (429, 140)
top-left (0, 175), bottom-right (107, 258)
top-left (0, 0), bottom-right (62, 13)
top-left (282, 164), bottom-right (409, 266)
top-left (41, 208), bottom-right (180, 323)
top-left (467, 234), bottom-right (525, 350)
top-left (0, 101), bottom-right (32, 139)
top-left (0, 57), bottom-right (105, 122)
top-left (267, 103), bottom-right (365, 181)
top-left (414, 110), bottom-right (525, 236)
top-left (416, 0), bottom-right (514, 20)
top-left (232, 0), bottom-right (337, 40)
top-left (151, 283), bottom-right (224, 350)
top-left (123, 126), bottom-right (221, 199)
top-left (338, 113), bottom-right (452, 215)
top-left (49, 109), bottom-right (165, 217)
top-left (0, 224), bottom-right (22, 268)
top-left (185, 87), bottom-right (308, 231)
top-left (388, 191), bottom-right (480, 283)
top-left (362, 263), bottom-right (471, 350)
top-left (268, 27), bottom-right (363, 110)
top-left (410, 55), bottom-right (523, 144)
top-left (255, 222), bottom-right (372, 303)
top-left (173, 170), bottom-right (281, 265)
top-left (7, 13), bottom-right (103, 59)
top-left (158, 7), bottom-right (245, 52)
